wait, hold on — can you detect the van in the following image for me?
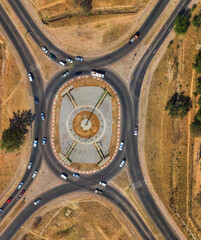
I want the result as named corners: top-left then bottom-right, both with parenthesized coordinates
top-left (60, 172), bottom-right (68, 180)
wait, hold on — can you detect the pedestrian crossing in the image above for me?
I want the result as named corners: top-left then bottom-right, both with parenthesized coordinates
top-left (29, 63), bottom-right (40, 72)
top-left (132, 179), bottom-right (146, 189)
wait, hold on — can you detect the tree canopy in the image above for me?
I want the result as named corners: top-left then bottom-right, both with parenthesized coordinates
top-left (193, 51), bottom-right (201, 74)
top-left (0, 110), bottom-right (35, 152)
top-left (165, 92), bottom-right (192, 119)
top-left (174, 14), bottom-right (190, 34)
top-left (192, 14), bottom-right (201, 28)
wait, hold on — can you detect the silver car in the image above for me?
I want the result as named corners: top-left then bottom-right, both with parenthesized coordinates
top-left (75, 56), bottom-right (84, 61)
top-left (32, 170), bottom-right (38, 179)
top-left (34, 198), bottom-right (41, 205)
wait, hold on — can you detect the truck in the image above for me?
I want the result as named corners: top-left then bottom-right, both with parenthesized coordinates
top-left (129, 31), bottom-right (140, 44)
top-left (90, 69), bottom-right (105, 79)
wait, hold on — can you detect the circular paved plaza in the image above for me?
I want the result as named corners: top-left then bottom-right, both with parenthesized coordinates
top-left (51, 75), bottom-right (121, 173)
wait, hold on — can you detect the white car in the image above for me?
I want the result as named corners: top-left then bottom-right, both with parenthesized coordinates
top-left (34, 198), bottom-right (41, 205)
top-left (119, 159), bottom-right (126, 168)
top-left (41, 46), bottom-right (48, 54)
top-left (119, 141), bottom-right (124, 151)
top-left (0, 208), bottom-right (3, 213)
top-left (27, 73), bottom-right (33, 82)
top-left (62, 71), bottom-right (69, 77)
top-left (73, 173), bottom-right (80, 178)
top-left (28, 161), bottom-right (32, 170)
top-left (134, 126), bottom-right (138, 136)
top-left (32, 170), bottom-right (38, 179)
top-left (59, 60), bottom-right (66, 66)
top-left (99, 181), bottom-right (107, 187)
top-left (66, 57), bottom-right (73, 63)
top-left (33, 139), bottom-right (38, 147)
top-left (17, 181), bottom-right (24, 190)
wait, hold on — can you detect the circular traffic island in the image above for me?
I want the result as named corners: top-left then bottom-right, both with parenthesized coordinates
top-left (51, 75), bottom-right (121, 174)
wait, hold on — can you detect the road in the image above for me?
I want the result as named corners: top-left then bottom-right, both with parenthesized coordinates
top-left (0, 0), bottom-right (192, 239)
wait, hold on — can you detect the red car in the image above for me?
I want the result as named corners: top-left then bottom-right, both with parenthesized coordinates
top-left (6, 197), bottom-right (12, 203)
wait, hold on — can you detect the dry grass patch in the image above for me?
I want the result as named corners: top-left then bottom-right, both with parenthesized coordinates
top-left (29, 0), bottom-right (153, 56)
top-left (22, 200), bottom-right (133, 240)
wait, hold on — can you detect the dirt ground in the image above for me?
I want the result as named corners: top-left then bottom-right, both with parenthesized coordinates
top-left (53, 77), bottom-right (119, 172)
top-left (0, 33), bottom-right (32, 202)
top-left (26, 0), bottom-right (157, 56)
top-left (143, 3), bottom-right (201, 239)
top-left (12, 195), bottom-right (138, 240)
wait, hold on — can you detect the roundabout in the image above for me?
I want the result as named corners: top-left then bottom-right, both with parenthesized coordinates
top-left (51, 75), bottom-right (121, 173)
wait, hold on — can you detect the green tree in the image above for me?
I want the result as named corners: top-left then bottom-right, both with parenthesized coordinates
top-left (195, 109), bottom-right (201, 122)
top-left (192, 14), bottom-right (201, 28)
top-left (190, 119), bottom-right (201, 134)
top-left (174, 14), bottom-right (190, 34)
top-left (165, 92), bottom-right (192, 119)
top-left (196, 77), bottom-right (201, 94)
top-left (0, 110), bottom-right (35, 152)
top-left (0, 128), bottom-right (25, 152)
top-left (193, 51), bottom-right (201, 74)
top-left (197, 97), bottom-right (201, 107)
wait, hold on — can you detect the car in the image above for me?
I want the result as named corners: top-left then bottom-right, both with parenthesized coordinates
top-left (49, 53), bottom-right (56, 60)
top-left (42, 137), bottom-right (47, 145)
top-left (17, 181), bottom-right (24, 190)
top-left (99, 181), bottom-right (107, 187)
top-left (0, 208), bottom-right (3, 213)
top-left (32, 170), bottom-right (38, 179)
top-left (62, 71), bottom-right (69, 77)
top-left (75, 56), bottom-right (84, 61)
top-left (66, 57), bottom-right (73, 63)
top-left (28, 73), bottom-right (34, 82)
top-left (19, 190), bottom-right (25, 198)
top-left (134, 126), bottom-right (138, 136)
top-left (28, 161), bottom-right (32, 170)
top-left (41, 112), bottom-right (45, 120)
top-left (75, 71), bottom-right (82, 76)
top-left (34, 96), bottom-right (39, 104)
top-left (73, 173), bottom-right (80, 178)
top-left (59, 60), bottom-right (66, 66)
top-left (119, 141), bottom-right (124, 151)
top-left (41, 46), bottom-right (48, 54)
top-left (60, 172), bottom-right (68, 180)
top-left (34, 198), bottom-right (41, 205)
top-left (119, 159), bottom-right (126, 168)
top-left (95, 188), bottom-right (103, 194)
top-left (6, 197), bottom-right (12, 204)
top-left (33, 139), bottom-right (38, 147)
